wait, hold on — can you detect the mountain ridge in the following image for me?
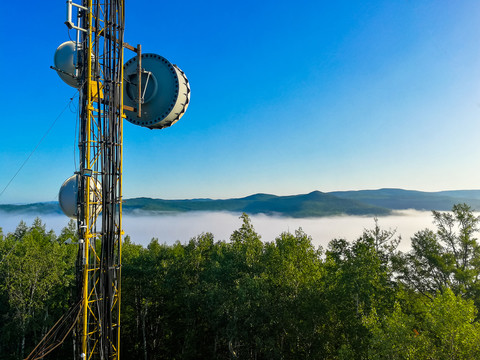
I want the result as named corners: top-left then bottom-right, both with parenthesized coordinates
top-left (2, 188), bottom-right (480, 218)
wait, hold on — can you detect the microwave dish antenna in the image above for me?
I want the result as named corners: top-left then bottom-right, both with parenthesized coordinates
top-left (58, 174), bottom-right (102, 219)
top-left (53, 41), bottom-right (80, 88)
top-left (123, 54), bottom-right (190, 129)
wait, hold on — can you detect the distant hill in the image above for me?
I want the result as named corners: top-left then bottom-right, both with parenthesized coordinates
top-left (122, 191), bottom-right (391, 217)
top-left (0, 202), bottom-right (62, 214)
top-left (435, 190), bottom-right (480, 200)
top-left (1, 188), bottom-right (480, 218)
top-left (329, 188), bottom-right (480, 211)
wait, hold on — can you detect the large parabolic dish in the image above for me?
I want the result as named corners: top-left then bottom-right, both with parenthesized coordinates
top-left (123, 53), bottom-right (190, 129)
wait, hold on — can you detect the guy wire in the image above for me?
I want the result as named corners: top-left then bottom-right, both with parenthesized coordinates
top-left (0, 92), bottom-right (79, 200)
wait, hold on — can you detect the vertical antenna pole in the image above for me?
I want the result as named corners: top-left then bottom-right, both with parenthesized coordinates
top-left (137, 44), bottom-right (142, 118)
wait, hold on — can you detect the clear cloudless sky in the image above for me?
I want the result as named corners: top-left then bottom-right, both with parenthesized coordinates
top-left (1, 0), bottom-right (480, 204)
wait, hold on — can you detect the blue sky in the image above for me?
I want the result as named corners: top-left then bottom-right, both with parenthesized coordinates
top-left (1, 1), bottom-right (480, 204)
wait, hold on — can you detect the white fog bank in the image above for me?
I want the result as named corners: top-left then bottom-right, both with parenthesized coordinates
top-left (0, 210), bottom-right (437, 251)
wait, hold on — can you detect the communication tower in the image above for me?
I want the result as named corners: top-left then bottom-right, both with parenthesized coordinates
top-left (27, 1), bottom-right (190, 359)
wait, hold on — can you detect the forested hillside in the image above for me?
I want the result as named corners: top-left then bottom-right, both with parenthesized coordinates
top-left (4, 188), bottom-right (480, 217)
top-left (1, 204), bottom-right (480, 359)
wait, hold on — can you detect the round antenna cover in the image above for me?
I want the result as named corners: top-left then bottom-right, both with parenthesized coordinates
top-left (54, 41), bottom-right (79, 88)
top-left (123, 54), bottom-right (190, 129)
top-left (59, 174), bottom-right (79, 218)
top-left (58, 174), bottom-right (102, 219)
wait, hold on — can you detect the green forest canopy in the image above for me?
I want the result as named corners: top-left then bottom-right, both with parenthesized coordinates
top-left (1, 204), bottom-right (480, 359)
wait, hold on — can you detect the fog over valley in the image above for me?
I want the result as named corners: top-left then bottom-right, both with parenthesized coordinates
top-left (0, 210), bottom-right (437, 251)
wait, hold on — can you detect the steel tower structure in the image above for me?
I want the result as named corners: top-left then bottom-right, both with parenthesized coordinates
top-left (76, 0), bottom-right (125, 359)
top-left (26, 2), bottom-right (189, 359)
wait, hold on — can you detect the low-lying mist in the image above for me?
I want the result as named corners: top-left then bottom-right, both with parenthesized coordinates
top-left (0, 210), bottom-right (437, 251)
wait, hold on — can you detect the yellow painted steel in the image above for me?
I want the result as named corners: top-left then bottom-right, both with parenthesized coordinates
top-left (80, 1), bottom-right (124, 359)
top-left (90, 81), bottom-right (104, 100)
top-left (81, 0), bottom-right (93, 358)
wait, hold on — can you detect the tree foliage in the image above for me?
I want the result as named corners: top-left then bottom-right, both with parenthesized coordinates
top-left (395, 204), bottom-right (480, 302)
top-left (2, 206), bottom-right (480, 359)
top-left (364, 288), bottom-right (480, 359)
top-left (0, 219), bottom-right (77, 360)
